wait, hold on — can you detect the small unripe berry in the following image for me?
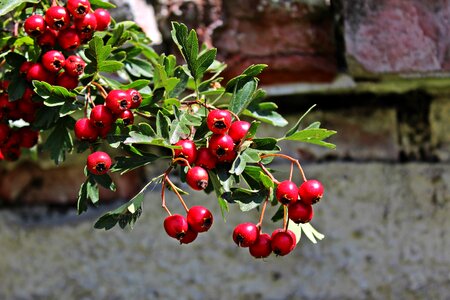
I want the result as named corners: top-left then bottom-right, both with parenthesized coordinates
top-left (87, 151), bottom-right (112, 175)
top-left (288, 201), bottom-right (313, 224)
top-left (105, 90), bottom-right (131, 114)
top-left (94, 9), bottom-right (111, 31)
top-left (74, 117), bottom-right (98, 141)
top-left (164, 214), bottom-right (189, 240)
top-left (187, 205), bottom-right (213, 233)
top-left (41, 50), bottom-right (65, 73)
top-left (173, 139), bottom-right (197, 166)
top-left (299, 179), bottom-right (324, 205)
top-left (232, 222), bottom-right (259, 247)
top-left (207, 109), bottom-right (232, 134)
top-left (186, 166), bottom-right (209, 191)
top-left (228, 120), bottom-right (251, 143)
top-left (45, 6), bottom-right (70, 30)
top-left (275, 180), bottom-right (299, 205)
top-left (24, 15), bottom-right (46, 37)
top-left (249, 233), bottom-right (272, 258)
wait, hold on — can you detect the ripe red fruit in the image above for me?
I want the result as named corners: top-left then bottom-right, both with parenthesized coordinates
top-left (41, 50), bottom-right (65, 72)
top-left (24, 15), bottom-right (46, 37)
top-left (271, 229), bottom-right (296, 256)
top-left (249, 233), bottom-right (272, 259)
top-left (127, 89), bottom-right (142, 109)
top-left (94, 9), bottom-right (111, 31)
top-left (98, 125), bottom-right (112, 139)
top-left (232, 222), bottom-right (259, 247)
top-left (173, 139), bottom-right (197, 166)
top-left (56, 72), bottom-right (79, 90)
top-left (45, 6), bottom-right (70, 30)
top-left (37, 28), bottom-right (58, 47)
top-left (87, 151), bottom-right (112, 175)
top-left (179, 226), bottom-right (198, 244)
top-left (276, 180), bottom-right (299, 205)
top-left (228, 120), bottom-right (251, 143)
top-left (90, 105), bottom-right (114, 128)
top-left (0, 124), bottom-right (11, 145)
top-left (195, 147), bottom-right (218, 170)
top-left (67, 0), bottom-right (91, 19)
top-left (299, 179), bottom-right (324, 205)
top-left (209, 134), bottom-right (234, 159)
top-left (207, 109), bottom-right (232, 134)
top-left (105, 90), bottom-right (131, 114)
top-left (0, 94), bottom-right (16, 114)
top-left (187, 205), bottom-right (213, 233)
top-left (19, 61), bottom-right (33, 75)
top-left (163, 214), bottom-right (189, 240)
top-left (186, 166), bottom-right (209, 191)
top-left (57, 28), bottom-right (81, 51)
top-left (3, 131), bottom-right (22, 148)
top-left (64, 55), bottom-right (86, 77)
top-left (117, 110), bottom-right (134, 126)
top-left (288, 201), bottom-right (314, 224)
top-left (1, 146), bottom-right (21, 161)
top-left (18, 127), bottom-right (39, 148)
top-left (74, 117), bottom-right (98, 141)
top-left (217, 149), bottom-right (237, 163)
top-left (26, 63), bottom-right (51, 82)
top-left (74, 13), bottom-right (97, 34)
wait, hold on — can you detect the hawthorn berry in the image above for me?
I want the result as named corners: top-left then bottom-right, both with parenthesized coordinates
top-left (276, 180), bottom-right (299, 205)
top-left (187, 205), bottom-right (213, 233)
top-left (105, 90), bottom-right (131, 114)
top-left (1, 146), bottom-right (21, 161)
top-left (94, 9), bottom-right (111, 31)
top-left (232, 222), bottom-right (259, 247)
top-left (67, 0), bottom-right (91, 19)
top-left (117, 110), bottom-right (134, 126)
top-left (37, 29), bottom-right (58, 48)
top-left (228, 120), bottom-right (251, 143)
top-left (209, 134), bottom-right (234, 159)
top-left (207, 109), bottom-right (232, 134)
top-left (299, 179), bottom-right (324, 205)
top-left (195, 147), bottom-right (218, 170)
top-left (26, 63), bottom-right (50, 82)
top-left (41, 50), bottom-right (65, 73)
top-left (179, 226), bottom-right (198, 244)
top-left (45, 6), bottom-right (70, 30)
top-left (18, 127), bottom-right (39, 148)
top-left (164, 214), bottom-right (189, 240)
top-left (0, 124), bottom-right (10, 145)
top-left (186, 166), bottom-right (209, 191)
top-left (173, 139), bottom-right (197, 166)
top-left (271, 229), bottom-right (296, 256)
top-left (24, 15), bottom-right (46, 37)
top-left (0, 94), bottom-right (16, 114)
top-left (64, 55), bottom-right (86, 77)
top-left (74, 118), bottom-right (98, 141)
top-left (90, 105), bottom-right (114, 128)
top-left (217, 149), bottom-right (237, 163)
top-left (57, 28), bottom-right (81, 51)
top-left (56, 72), bottom-right (79, 90)
top-left (127, 89), bottom-right (142, 109)
top-left (19, 61), bottom-right (33, 75)
top-left (74, 13), bottom-right (97, 34)
top-left (288, 201), bottom-right (313, 224)
top-left (86, 151), bottom-right (112, 175)
top-left (249, 233), bottom-right (272, 259)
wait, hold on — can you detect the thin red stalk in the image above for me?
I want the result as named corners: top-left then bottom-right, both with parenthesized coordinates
top-left (258, 162), bottom-right (280, 185)
top-left (260, 153), bottom-right (307, 182)
top-left (166, 177), bottom-right (189, 213)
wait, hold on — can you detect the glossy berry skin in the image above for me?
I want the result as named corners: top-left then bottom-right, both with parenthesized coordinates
top-left (186, 166), bottom-right (209, 191)
top-left (19, 61), bottom-right (33, 75)
top-left (26, 63), bottom-right (50, 82)
top-left (288, 201), bottom-right (313, 224)
top-left (164, 214), bottom-right (189, 240)
top-left (127, 89), bottom-right (142, 109)
top-left (56, 72), bottom-right (79, 90)
top-left (18, 127), bottom-right (39, 148)
top-left (232, 222), bottom-right (259, 247)
top-left (87, 151), bottom-right (112, 175)
top-left (37, 29), bottom-right (58, 47)
top-left (41, 50), bottom-right (65, 73)
top-left (217, 149), bottom-right (237, 163)
top-left (0, 94), bottom-right (15, 114)
top-left (64, 55), bottom-right (86, 77)
top-left (0, 124), bottom-right (10, 145)
top-left (90, 105), bottom-right (114, 128)
top-left (24, 15), bottom-right (46, 37)
top-left (173, 139), bottom-right (197, 166)
top-left (105, 90), bottom-right (131, 114)
top-left (117, 110), bottom-right (134, 126)
top-left (249, 233), bottom-right (272, 259)
top-left (271, 229), bottom-right (296, 256)
top-left (94, 9), bottom-right (111, 31)
top-left (45, 6), bottom-right (70, 30)
top-left (74, 13), bottom-right (97, 34)
top-left (179, 226), bottom-right (198, 244)
top-left (228, 121), bottom-right (251, 143)
top-left (57, 28), bottom-right (81, 51)
top-left (74, 118), bottom-right (98, 141)
top-left (67, 0), bottom-right (91, 19)
top-left (276, 180), bottom-right (299, 205)
top-left (299, 179), bottom-right (324, 205)
top-left (187, 206), bottom-right (213, 233)
top-left (207, 109), bottom-right (232, 134)
top-left (195, 147), bottom-right (218, 170)
top-left (209, 134), bottom-right (234, 159)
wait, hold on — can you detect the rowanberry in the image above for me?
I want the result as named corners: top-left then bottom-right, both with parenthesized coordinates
top-left (179, 226), bottom-right (198, 244)
top-left (187, 205), bottom-right (213, 233)
top-left (288, 201), bottom-right (313, 224)
top-left (24, 15), bottom-right (46, 37)
top-left (164, 214), bottom-right (189, 240)
top-left (105, 90), bottom-right (131, 114)
top-left (299, 179), bottom-right (324, 205)
top-left (37, 28), bottom-right (58, 48)
top-left (207, 109), bottom-right (232, 134)
top-left (127, 89), bottom-right (142, 109)
top-left (117, 110), bottom-right (134, 126)
top-left (18, 127), bottom-right (39, 148)
top-left (90, 105), bottom-right (114, 129)
top-left (209, 134), bottom-right (234, 159)
top-left (45, 6), bottom-right (70, 30)
top-left (41, 50), bottom-right (65, 73)
top-left (26, 63), bottom-right (51, 82)
top-left (94, 9), bottom-right (111, 31)
top-left (232, 222), bottom-right (259, 247)
top-left (56, 72), bottom-right (79, 90)
top-left (275, 180), bottom-right (299, 205)
top-left (86, 151), bottom-right (112, 175)
top-left (228, 120), bottom-right (251, 143)
top-left (64, 55), bottom-right (86, 77)
top-left (186, 166), bottom-right (209, 191)
top-left (67, 0), bottom-right (91, 19)
top-left (57, 28), bottom-right (81, 51)
top-left (74, 117), bottom-right (98, 141)
top-left (271, 229), bottom-right (296, 256)
top-left (195, 147), bottom-right (218, 170)
top-left (249, 233), bottom-right (272, 259)
top-left (173, 139), bottom-right (197, 166)
top-left (74, 13), bottom-right (97, 34)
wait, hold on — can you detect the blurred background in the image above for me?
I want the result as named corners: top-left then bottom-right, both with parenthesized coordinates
top-left (1, 0), bottom-right (450, 299)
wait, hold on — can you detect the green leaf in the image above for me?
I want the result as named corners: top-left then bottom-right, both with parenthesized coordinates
top-left (230, 148), bottom-right (261, 176)
top-left (0, 0), bottom-right (39, 16)
top-left (89, 0), bottom-right (116, 8)
top-left (243, 101), bottom-right (288, 127)
top-left (222, 188), bottom-right (268, 212)
top-left (251, 137), bottom-right (279, 152)
top-left (98, 60), bottom-right (124, 73)
top-left (285, 104), bottom-right (316, 137)
top-left (168, 106), bottom-right (202, 144)
top-left (124, 131), bottom-right (177, 149)
top-left (7, 74), bottom-right (27, 101)
top-left (228, 78), bottom-right (258, 116)
top-left (92, 174), bottom-right (116, 191)
top-left (120, 79), bottom-right (151, 91)
top-left (111, 154), bottom-right (160, 174)
top-left (242, 64), bottom-right (268, 77)
top-left (5, 52), bottom-right (26, 68)
top-left (209, 170), bottom-right (229, 220)
top-left (33, 81), bottom-right (77, 106)
top-left (195, 48), bottom-right (217, 79)
top-left (153, 63), bottom-right (180, 92)
top-left (156, 110), bottom-right (170, 140)
top-left (125, 58), bottom-right (153, 78)
top-left (107, 24), bottom-right (124, 47)
top-left (171, 22), bottom-right (201, 79)
top-left (271, 205), bottom-right (284, 222)
top-left (77, 176), bottom-right (100, 214)
top-left (283, 128), bottom-right (337, 149)
top-left (43, 117), bottom-right (74, 164)
top-left (259, 171), bottom-right (274, 189)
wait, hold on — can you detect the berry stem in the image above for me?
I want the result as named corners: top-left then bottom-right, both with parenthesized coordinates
top-left (51, 0), bottom-right (57, 6)
top-left (161, 173), bottom-right (172, 216)
top-left (258, 162), bottom-right (280, 185)
top-left (228, 110), bottom-right (240, 121)
top-left (260, 153), bottom-right (307, 182)
top-left (282, 205), bottom-right (288, 231)
top-left (165, 176), bottom-right (189, 213)
top-left (289, 162), bottom-right (294, 181)
top-left (171, 157), bottom-right (192, 169)
top-left (134, 111), bottom-right (154, 120)
top-left (91, 81), bottom-right (108, 99)
top-left (256, 189), bottom-right (270, 230)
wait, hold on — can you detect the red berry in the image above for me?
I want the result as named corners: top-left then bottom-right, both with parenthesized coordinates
top-left (19, 61), bottom-right (34, 75)
top-left (187, 205), bottom-right (213, 233)
top-left (276, 180), bottom-right (299, 205)
top-left (127, 89), bottom-right (142, 109)
top-left (0, 94), bottom-right (16, 114)
top-left (90, 105), bottom-right (114, 128)
top-left (217, 149), bottom-right (237, 163)
top-left (0, 124), bottom-right (11, 145)
top-left (41, 50), bottom-right (65, 73)
top-left (173, 139), bottom-right (197, 166)
top-left (64, 55), bottom-right (86, 77)
top-left (288, 201), bottom-right (313, 224)
top-left (1, 146), bottom-right (21, 161)
top-left (57, 28), bottom-right (81, 51)
top-left (3, 131), bottom-right (22, 148)
top-left (45, 6), bottom-right (70, 30)
top-left (179, 226), bottom-right (198, 244)
top-left (56, 72), bottom-right (79, 90)
top-left (74, 117), bottom-right (98, 141)
top-left (271, 229), bottom-right (296, 256)
top-left (228, 121), bottom-right (251, 143)
top-left (163, 214), bottom-right (189, 240)
top-left (98, 125), bottom-right (112, 139)
top-left (86, 151), bottom-right (112, 175)
top-left (94, 9), bottom-right (111, 31)
top-left (195, 147), bottom-right (218, 170)
top-left (67, 0), bottom-right (91, 19)
top-left (209, 134), bottom-right (234, 159)
top-left (105, 90), bottom-right (131, 114)
top-left (24, 15), bottom-right (46, 37)
top-left (186, 166), bottom-right (209, 191)
top-left (18, 127), bottom-right (39, 148)
top-left (207, 109), bottom-right (232, 134)
top-left (74, 13), bottom-right (97, 34)
top-left (26, 63), bottom-right (51, 82)
top-left (37, 28), bottom-right (58, 47)
top-left (249, 233), bottom-right (272, 259)
top-left (232, 222), bottom-right (259, 247)
top-left (299, 179), bottom-right (324, 205)
top-left (117, 110), bottom-right (134, 126)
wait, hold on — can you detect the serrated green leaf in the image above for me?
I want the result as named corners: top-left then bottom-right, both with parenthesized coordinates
top-left (98, 60), bottom-right (124, 73)
top-left (168, 106), bottom-right (202, 144)
top-left (209, 170), bottom-right (229, 220)
top-left (5, 52), bottom-right (26, 68)
top-left (196, 48), bottom-right (217, 79)
top-left (283, 128), bottom-right (337, 149)
top-left (228, 78), bottom-right (258, 116)
top-left (124, 131), bottom-right (178, 149)
top-left (33, 81), bottom-right (77, 106)
top-left (107, 24), bottom-right (124, 46)
top-left (230, 148), bottom-right (261, 176)
top-left (285, 104), bottom-right (316, 137)
top-left (87, 176), bottom-right (100, 204)
top-left (243, 101), bottom-right (288, 127)
top-left (222, 188), bottom-right (268, 212)
top-left (0, 0), bottom-right (39, 17)
top-left (111, 154), bottom-right (160, 174)
top-left (43, 117), bottom-right (74, 164)
top-left (242, 64), bottom-right (268, 77)
top-left (259, 171), bottom-right (274, 189)
top-left (156, 110), bottom-right (170, 140)
top-left (125, 58), bottom-right (153, 78)
top-left (120, 79), bottom-right (151, 90)
top-left (92, 173), bottom-right (116, 191)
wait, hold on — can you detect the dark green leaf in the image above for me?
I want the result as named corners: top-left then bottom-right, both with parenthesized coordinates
top-left (89, 0), bottom-right (116, 8)
top-left (271, 205), bottom-right (284, 222)
top-left (92, 174), bottom-right (116, 191)
top-left (156, 111), bottom-right (170, 140)
top-left (228, 78), bottom-right (258, 116)
top-left (7, 74), bottom-right (27, 101)
top-left (125, 58), bottom-right (153, 78)
top-left (107, 24), bottom-right (124, 47)
top-left (242, 64), bottom-right (268, 77)
top-left (111, 154), bottom-right (160, 174)
top-left (5, 52), bottom-right (26, 68)
top-left (0, 0), bottom-right (38, 17)
top-left (283, 128), bottom-right (337, 149)
top-left (33, 81), bottom-right (77, 106)
top-left (208, 170), bottom-right (229, 220)
top-left (285, 104), bottom-right (316, 137)
top-left (195, 48), bottom-right (217, 79)
top-left (222, 188), bottom-right (268, 211)
top-left (98, 60), bottom-right (124, 73)
top-left (230, 148), bottom-right (261, 176)
top-left (43, 117), bottom-right (74, 164)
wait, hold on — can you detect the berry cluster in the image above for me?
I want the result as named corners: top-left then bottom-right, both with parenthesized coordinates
top-left (164, 206), bottom-right (213, 244)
